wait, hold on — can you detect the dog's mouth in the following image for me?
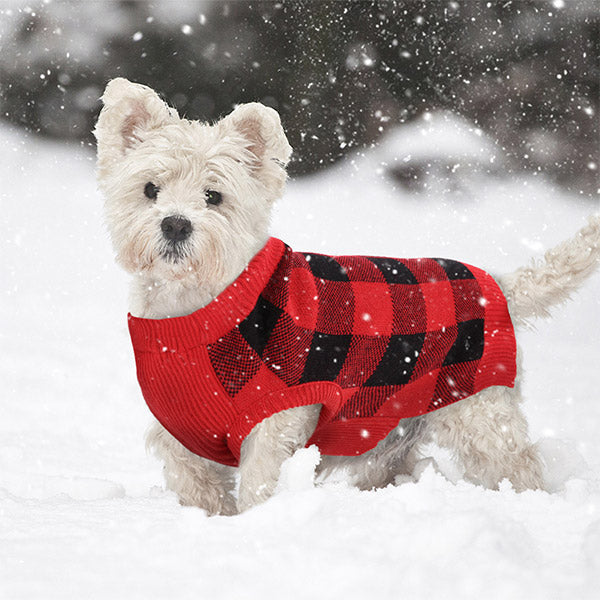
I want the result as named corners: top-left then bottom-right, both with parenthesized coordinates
top-left (160, 241), bottom-right (191, 264)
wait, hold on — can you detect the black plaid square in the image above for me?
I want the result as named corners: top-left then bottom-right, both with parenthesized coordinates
top-left (299, 332), bottom-right (352, 383)
top-left (443, 319), bottom-right (484, 366)
top-left (303, 252), bottom-right (350, 281)
top-left (367, 257), bottom-right (419, 284)
top-left (434, 258), bottom-right (476, 280)
top-left (364, 333), bottom-right (426, 387)
top-left (238, 295), bottom-right (283, 356)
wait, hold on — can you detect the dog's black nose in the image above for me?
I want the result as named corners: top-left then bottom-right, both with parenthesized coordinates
top-left (161, 216), bottom-right (193, 243)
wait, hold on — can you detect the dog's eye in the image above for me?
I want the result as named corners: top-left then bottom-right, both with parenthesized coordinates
top-left (205, 190), bottom-right (223, 206)
top-left (144, 182), bottom-right (159, 200)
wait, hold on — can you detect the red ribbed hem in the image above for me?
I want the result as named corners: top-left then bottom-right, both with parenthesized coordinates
top-left (128, 237), bottom-right (286, 352)
top-left (470, 264), bottom-right (517, 391)
top-left (309, 417), bottom-right (402, 457)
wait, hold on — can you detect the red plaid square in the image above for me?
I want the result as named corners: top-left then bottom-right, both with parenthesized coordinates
top-left (351, 281), bottom-right (393, 336)
top-left (420, 280), bottom-right (456, 330)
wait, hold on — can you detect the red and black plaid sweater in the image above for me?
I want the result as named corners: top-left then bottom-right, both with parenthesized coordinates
top-left (128, 237), bottom-right (516, 467)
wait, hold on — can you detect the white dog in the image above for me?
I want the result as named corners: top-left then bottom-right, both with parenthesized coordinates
top-left (95, 78), bottom-right (600, 515)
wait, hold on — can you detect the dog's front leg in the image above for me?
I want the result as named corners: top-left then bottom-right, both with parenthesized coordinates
top-left (237, 404), bottom-right (322, 512)
top-left (146, 420), bottom-right (237, 516)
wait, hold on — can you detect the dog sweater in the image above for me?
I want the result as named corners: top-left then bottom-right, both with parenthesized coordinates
top-left (128, 237), bottom-right (517, 467)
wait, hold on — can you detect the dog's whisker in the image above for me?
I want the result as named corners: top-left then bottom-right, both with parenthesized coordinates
top-left (159, 240), bottom-right (193, 263)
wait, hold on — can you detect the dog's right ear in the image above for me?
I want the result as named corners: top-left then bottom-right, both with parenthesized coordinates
top-left (94, 78), bottom-right (177, 167)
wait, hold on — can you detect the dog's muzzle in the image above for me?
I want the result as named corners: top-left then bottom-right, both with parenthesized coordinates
top-left (160, 215), bottom-right (193, 263)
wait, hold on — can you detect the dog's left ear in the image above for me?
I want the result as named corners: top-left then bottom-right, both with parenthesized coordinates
top-left (94, 78), bottom-right (178, 169)
top-left (219, 103), bottom-right (293, 200)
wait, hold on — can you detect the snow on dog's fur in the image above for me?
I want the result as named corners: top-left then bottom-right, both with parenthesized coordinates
top-left (95, 78), bottom-right (600, 515)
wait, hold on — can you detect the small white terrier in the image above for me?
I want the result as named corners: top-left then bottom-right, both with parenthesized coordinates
top-left (95, 78), bottom-right (600, 515)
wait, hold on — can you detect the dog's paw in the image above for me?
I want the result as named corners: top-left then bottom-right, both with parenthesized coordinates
top-left (237, 482), bottom-right (275, 513)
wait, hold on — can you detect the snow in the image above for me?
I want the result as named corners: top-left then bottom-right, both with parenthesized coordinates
top-left (1, 117), bottom-right (599, 599)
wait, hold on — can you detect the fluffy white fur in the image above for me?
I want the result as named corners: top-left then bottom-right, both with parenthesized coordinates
top-left (95, 78), bottom-right (600, 515)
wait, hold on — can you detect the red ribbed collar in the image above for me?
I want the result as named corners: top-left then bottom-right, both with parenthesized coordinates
top-left (128, 237), bottom-right (286, 352)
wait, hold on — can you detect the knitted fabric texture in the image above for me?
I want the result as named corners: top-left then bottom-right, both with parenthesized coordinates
top-left (128, 237), bottom-right (517, 467)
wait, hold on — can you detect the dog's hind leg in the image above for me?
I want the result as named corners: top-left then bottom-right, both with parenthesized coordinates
top-left (427, 384), bottom-right (545, 492)
top-left (146, 420), bottom-right (237, 515)
top-left (237, 404), bottom-right (322, 512)
top-left (317, 415), bottom-right (431, 490)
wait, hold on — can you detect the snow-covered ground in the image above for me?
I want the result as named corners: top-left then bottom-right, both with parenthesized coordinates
top-left (1, 115), bottom-right (599, 599)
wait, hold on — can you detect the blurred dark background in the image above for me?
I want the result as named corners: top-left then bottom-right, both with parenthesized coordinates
top-left (0, 0), bottom-right (598, 194)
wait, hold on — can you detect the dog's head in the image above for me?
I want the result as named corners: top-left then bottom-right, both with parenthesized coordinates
top-left (94, 78), bottom-right (291, 283)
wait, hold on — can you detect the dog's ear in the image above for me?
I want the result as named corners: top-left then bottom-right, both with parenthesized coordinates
top-left (94, 78), bottom-right (177, 166)
top-left (219, 103), bottom-right (293, 199)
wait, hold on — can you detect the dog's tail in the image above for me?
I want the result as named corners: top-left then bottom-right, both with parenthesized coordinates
top-left (499, 214), bottom-right (600, 326)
